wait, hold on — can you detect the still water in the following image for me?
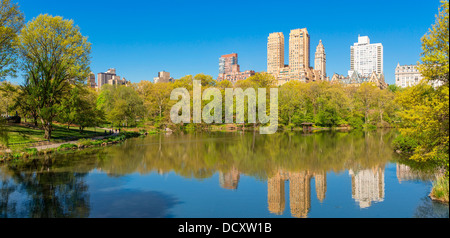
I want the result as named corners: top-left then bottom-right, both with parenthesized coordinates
top-left (0, 130), bottom-right (448, 218)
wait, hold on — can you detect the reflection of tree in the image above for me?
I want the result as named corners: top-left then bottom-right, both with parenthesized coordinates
top-left (93, 130), bottom-right (399, 182)
top-left (0, 168), bottom-right (18, 217)
top-left (0, 154), bottom-right (93, 218)
top-left (413, 197), bottom-right (449, 218)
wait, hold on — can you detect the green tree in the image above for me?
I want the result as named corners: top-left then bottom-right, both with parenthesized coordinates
top-left (0, 0), bottom-right (24, 78)
top-left (419, 0), bottom-right (449, 85)
top-left (396, 0), bottom-right (449, 184)
top-left (16, 14), bottom-right (91, 140)
top-left (58, 85), bottom-right (105, 132)
top-left (354, 82), bottom-right (380, 126)
top-left (98, 85), bottom-right (145, 127)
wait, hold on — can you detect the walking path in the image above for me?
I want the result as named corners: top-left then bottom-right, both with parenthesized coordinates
top-left (2, 132), bottom-right (119, 154)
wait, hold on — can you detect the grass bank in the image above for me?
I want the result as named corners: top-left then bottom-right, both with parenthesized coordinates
top-left (0, 128), bottom-right (145, 162)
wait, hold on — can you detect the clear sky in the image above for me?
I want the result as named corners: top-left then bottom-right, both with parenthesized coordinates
top-left (8, 0), bottom-right (442, 85)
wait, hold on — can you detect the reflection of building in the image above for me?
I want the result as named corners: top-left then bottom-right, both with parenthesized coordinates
top-left (217, 53), bottom-right (255, 83)
top-left (267, 171), bottom-right (286, 215)
top-left (267, 28), bottom-right (326, 85)
top-left (396, 163), bottom-right (433, 183)
top-left (267, 170), bottom-right (326, 218)
top-left (289, 171), bottom-right (312, 218)
top-left (349, 167), bottom-right (385, 208)
top-left (97, 68), bottom-right (130, 88)
top-left (314, 172), bottom-right (327, 203)
top-left (219, 167), bottom-right (240, 190)
top-left (154, 71), bottom-right (174, 83)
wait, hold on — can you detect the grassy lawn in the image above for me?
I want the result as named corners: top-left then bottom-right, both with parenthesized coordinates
top-left (2, 123), bottom-right (107, 149)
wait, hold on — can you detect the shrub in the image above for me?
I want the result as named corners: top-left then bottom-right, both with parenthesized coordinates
top-left (392, 135), bottom-right (419, 153)
top-left (57, 143), bottom-right (78, 151)
top-left (431, 175), bottom-right (449, 203)
top-left (22, 148), bottom-right (38, 155)
top-left (77, 138), bottom-right (93, 147)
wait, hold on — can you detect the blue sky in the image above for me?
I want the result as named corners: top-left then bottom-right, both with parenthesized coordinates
top-left (9, 0), bottom-right (441, 85)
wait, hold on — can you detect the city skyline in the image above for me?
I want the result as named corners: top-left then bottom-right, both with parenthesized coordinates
top-left (6, 0), bottom-right (442, 86)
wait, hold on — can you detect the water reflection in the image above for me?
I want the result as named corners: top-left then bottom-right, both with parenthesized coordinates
top-left (0, 129), bottom-right (447, 218)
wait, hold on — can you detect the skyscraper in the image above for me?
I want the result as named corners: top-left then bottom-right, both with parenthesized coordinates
top-left (97, 68), bottom-right (129, 88)
top-left (219, 53), bottom-right (239, 75)
top-left (267, 32), bottom-right (285, 76)
top-left (217, 53), bottom-right (255, 83)
top-left (289, 28), bottom-right (310, 74)
top-left (87, 72), bottom-right (97, 89)
top-left (314, 40), bottom-right (326, 80)
top-left (349, 35), bottom-right (383, 77)
top-left (267, 28), bottom-right (324, 85)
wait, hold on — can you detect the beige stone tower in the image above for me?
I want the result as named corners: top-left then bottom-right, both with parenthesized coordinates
top-left (267, 32), bottom-right (285, 76)
top-left (314, 40), bottom-right (326, 80)
top-left (289, 28), bottom-right (310, 78)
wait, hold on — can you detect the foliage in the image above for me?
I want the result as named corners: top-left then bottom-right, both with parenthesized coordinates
top-left (57, 85), bottom-right (105, 132)
top-left (395, 0), bottom-right (449, 180)
top-left (16, 14), bottom-right (91, 140)
top-left (419, 0), bottom-right (449, 85)
top-left (0, 0), bottom-right (24, 78)
top-left (57, 143), bottom-right (78, 151)
top-left (392, 135), bottom-right (419, 153)
top-left (431, 174), bottom-right (449, 202)
top-left (97, 84), bottom-right (145, 127)
top-left (0, 117), bottom-right (8, 147)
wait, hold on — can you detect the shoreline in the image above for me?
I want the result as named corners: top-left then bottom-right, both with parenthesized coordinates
top-left (0, 131), bottom-right (143, 162)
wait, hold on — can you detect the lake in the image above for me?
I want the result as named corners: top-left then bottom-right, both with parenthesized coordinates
top-left (0, 129), bottom-right (448, 218)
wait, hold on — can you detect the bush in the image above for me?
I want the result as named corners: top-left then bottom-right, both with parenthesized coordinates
top-left (392, 135), bottom-right (419, 153)
top-left (22, 148), bottom-right (38, 155)
top-left (57, 143), bottom-right (78, 151)
top-left (431, 175), bottom-right (449, 203)
top-left (77, 138), bottom-right (93, 147)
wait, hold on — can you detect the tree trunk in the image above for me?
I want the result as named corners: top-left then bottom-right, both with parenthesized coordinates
top-left (43, 123), bottom-right (52, 141)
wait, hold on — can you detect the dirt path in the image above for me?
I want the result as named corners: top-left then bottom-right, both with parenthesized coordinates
top-left (2, 133), bottom-right (119, 154)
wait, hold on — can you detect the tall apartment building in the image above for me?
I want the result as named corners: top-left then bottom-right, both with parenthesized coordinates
top-left (217, 53), bottom-right (255, 83)
top-left (87, 72), bottom-right (97, 88)
top-left (267, 32), bottom-right (285, 75)
top-left (97, 68), bottom-right (129, 88)
top-left (154, 71), bottom-right (174, 83)
top-left (349, 35), bottom-right (383, 77)
top-left (289, 28), bottom-right (310, 74)
top-left (267, 28), bottom-right (325, 85)
top-left (314, 40), bottom-right (326, 80)
top-left (219, 53), bottom-right (239, 74)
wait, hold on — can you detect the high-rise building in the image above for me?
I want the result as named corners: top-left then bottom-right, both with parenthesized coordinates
top-left (349, 35), bottom-right (383, 77)
top-left (219, 53), bottom-right (239, 75)
top-left (267, 28), bottom-right (324, 85)
top-left (87, 72), bottom-right (97, 89)
top-left (267, 32), bottom-right (285, 76)
top-left (97, 68), bottom-right (129, 88)
top-left (217, 53), bottom-right (255, 83)
top-left (289, 28), bottom-right (310, 75)
top-left (154, 71), bottom-right (174, 83)
top-left (314, 40), bottom-right (326, 80)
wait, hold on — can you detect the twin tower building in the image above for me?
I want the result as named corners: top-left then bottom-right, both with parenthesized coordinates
top-left (268, 28), bottom-right (327, 85)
